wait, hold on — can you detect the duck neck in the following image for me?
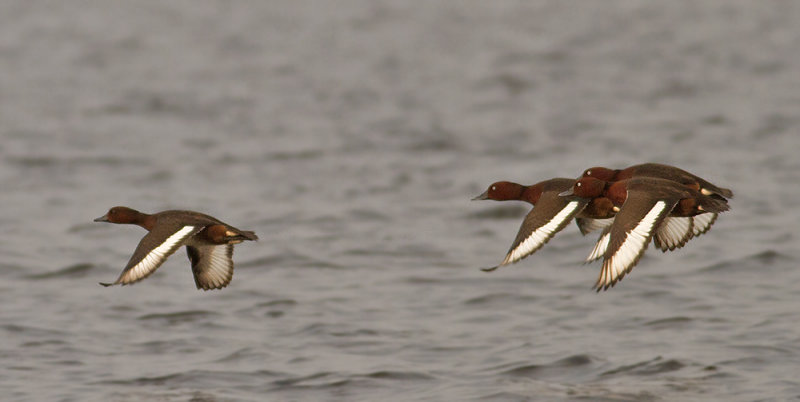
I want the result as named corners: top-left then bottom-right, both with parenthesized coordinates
top-left (607, 182), bottom-right (627, 205)
top-left (137, 213), bottom-right (157, 231)
top-left (521, 185), bottom-right (542, 204)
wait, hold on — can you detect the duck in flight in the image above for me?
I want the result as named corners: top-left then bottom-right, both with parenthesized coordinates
top-left (94, 206), bottom-right (258, 290)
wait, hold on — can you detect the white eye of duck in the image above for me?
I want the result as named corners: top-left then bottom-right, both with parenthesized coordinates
top-left (586, 170), bottom-right (592, 176)
top-left (576, 182), bottom-right (582, 187)
top-left (491, 186), bottom-right (496, 191)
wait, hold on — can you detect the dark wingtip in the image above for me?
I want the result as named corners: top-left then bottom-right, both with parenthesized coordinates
top-left (99, 282), bottom-right (114, 287)
top-left (594, 283), bottom-right (610, 293)
top-left (593, 279), bottom-right (614, 292)
top-left (480, 265), bottom-right (500, 272)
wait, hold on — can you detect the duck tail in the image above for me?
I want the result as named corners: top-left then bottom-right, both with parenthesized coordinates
top-left (698, 195), bottom-right (730, 213)
top-left (716, 187), bottom-right (734, 199)
top-left (238, 230), bottom-right (259, 241)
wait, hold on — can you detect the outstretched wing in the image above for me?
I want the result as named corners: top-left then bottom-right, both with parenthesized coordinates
top-left (575, 217), bottom-right (614, 235)
top-left (186, 244), bottom-right (235, 290)
top-left (691, 213), bottom-right (718, 237)
top-left (494, 195), bottom-right (587, 268)
top-left (595, 196), bottom-right (677, 291)
top-left (586, 225), bottom-right (612, 263)
top-left (653, 217), bottom-right (694, 252)
top-left (101, 225), bottom-right (202, 286)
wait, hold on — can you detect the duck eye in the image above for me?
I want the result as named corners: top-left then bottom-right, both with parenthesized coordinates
top-left (491, 186), bottom-right (496, 191)
top-left (586, 170), bottom-right (592, 176)
top-left (576, 182), bottom-right (582, 187)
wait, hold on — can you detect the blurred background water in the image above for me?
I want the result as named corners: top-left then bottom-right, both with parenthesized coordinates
top-left (1, 1), bottom-right (799, 401)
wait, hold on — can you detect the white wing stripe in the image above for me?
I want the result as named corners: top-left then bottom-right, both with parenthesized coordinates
top-left (601, 201), bottom-right (666, 287)
top-left (503, 201), bottom-right (581, 265)
top-left (586, 230), bottom-right (611, 262)
top-left (123, 226), bottom-right (196, 283)
top-left (578, 217), bottom-right (614, 235)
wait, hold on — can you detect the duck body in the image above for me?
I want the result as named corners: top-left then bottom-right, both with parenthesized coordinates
top-left (581, 163), bottom-right (733, 199)
top-left (565, 177), bottom-right (729, 290)
top-left (473, 178), bottom-right (604, 270)
top-left (575, 163), bottom-right (732, 235)
top-left (94, 206), bottom-right (257, 290)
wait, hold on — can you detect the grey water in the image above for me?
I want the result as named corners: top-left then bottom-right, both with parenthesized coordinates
top-left (1, 1), bottom-right (799, 401)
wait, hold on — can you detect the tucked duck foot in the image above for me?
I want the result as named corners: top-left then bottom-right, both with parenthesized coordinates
top-left (480, 265), bottom-right (500, 272)
top-left (99, 282), bottom-right (115, 287)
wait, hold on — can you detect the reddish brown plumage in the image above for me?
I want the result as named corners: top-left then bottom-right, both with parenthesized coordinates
top-left (94, 206), bottom-right (257, 290)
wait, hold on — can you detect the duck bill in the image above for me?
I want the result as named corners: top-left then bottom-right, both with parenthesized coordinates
top-left (93, 214), bottom-right (109, 222)
top-left (471, 190), bottom-right (489, 201)
top-left (558, 189), bottom-right (575, 197)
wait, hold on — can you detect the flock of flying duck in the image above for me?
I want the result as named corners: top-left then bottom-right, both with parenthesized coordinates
top-left (94, 163), bottom-right (731, 292)
top-left (473, 163), bottom-right (732, 290)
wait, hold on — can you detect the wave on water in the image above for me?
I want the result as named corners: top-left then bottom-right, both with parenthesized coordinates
top-left (137, 310), bottom-right (220, 325)
top-left (237, 253), bottom-right (344, 270)
top-left (697, 249), bottom-right (792, 274)
top-left (95, 369), bottom-right (285, 387)
top-left (462, 292), bottom-right (541, 306)
top-left (495, 354), bottom-right (595, 379)
top-left (643, 316), bottom-right (693, 330)
top-left (600, 356), bottom-right (686, 377)
top-left (268, 370), bottom-right (436, 394)
top-left (2, 323), bottom-right (66, 337)
top-left (468, 205), bottom-right (529, 220)
top-left (25, 263), bottom-right (95, 280)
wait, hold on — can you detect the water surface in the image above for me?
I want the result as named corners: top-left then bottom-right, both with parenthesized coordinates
top-left (1, 1), bottom-right (799, 401)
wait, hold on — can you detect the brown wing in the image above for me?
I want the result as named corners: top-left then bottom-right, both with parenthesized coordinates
top-left (489, 194), bottom-right (587, 269)
top-left (595, 193), bottom-right (678, 291)
top-left (101, 224), bottom-right (204, 286)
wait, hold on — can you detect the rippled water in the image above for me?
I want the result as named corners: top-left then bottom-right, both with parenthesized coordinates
top-left (1, 1), bottom-right (799, 401)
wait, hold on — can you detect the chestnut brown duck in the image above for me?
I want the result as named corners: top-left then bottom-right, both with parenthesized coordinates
top-left (94, 206), bottom-right (258, 290)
